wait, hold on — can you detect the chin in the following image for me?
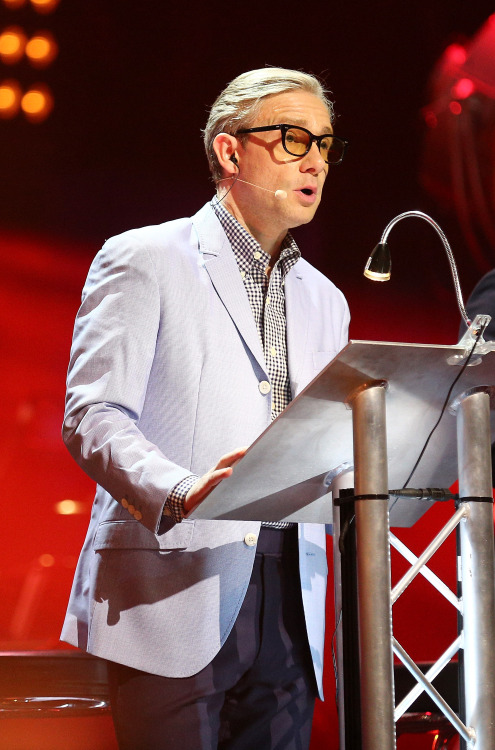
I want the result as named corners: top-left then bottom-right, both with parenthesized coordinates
top-left (288, 207), bottom-right (319, 229)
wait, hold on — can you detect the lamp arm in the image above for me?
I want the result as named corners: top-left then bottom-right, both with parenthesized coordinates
top-left (381, 211), bottom-right (470, 328)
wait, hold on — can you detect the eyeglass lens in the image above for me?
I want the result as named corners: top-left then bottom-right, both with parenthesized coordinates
top-left (283, 127), bottom-right (341, 164)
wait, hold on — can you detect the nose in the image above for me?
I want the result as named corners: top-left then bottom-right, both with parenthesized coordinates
top-left (300, 141), bottom-right (327, 174)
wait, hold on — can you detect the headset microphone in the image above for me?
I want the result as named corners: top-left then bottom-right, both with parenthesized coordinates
top-left (236, 178), bottom-right (287, 200)
top-left (220, 170), bottom-right (287, 200)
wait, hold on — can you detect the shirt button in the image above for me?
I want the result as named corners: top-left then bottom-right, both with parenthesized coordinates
top-left (244, 533), bottom-right (258, 547)
top-left (266, 296), bottom-right (270, 304)
top-left (270, 347), bottom-right (277, 357)
top-left (240, 270), bottom-right (246, 278)
top-left (259, 380), bottom-right (271, 395)
top-left (253, 251), bottom-right (262, 260)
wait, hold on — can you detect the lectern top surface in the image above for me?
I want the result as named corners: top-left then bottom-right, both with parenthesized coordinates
top-left (191, 341), bottom-right (495, 526)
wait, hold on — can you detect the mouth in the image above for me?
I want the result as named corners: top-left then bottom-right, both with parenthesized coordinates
top-left (295, 186), bottom-right (318, 204)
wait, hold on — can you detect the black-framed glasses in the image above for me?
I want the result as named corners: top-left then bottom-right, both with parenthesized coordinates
top-left (236, 124), bottom-right (349, 165)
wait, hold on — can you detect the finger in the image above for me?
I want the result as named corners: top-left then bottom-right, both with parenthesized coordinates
top-left (199, 466), bottom-right (233, 495)
top-left (214, 446), bottom-right (248, 470)
top-left (184, 467), bottom-right (233, 512)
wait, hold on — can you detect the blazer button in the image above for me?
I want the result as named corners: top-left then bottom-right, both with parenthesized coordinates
top-left (127, 504), bottom-right (135, 515)
top-left (134, 510), bottom-right (142, 521)
top-left (121, 498), bottom-right (129, 509)
top-left (258, 380), bottom-right (271, 395)
top-left (244, 533), bottom-right (258, 547)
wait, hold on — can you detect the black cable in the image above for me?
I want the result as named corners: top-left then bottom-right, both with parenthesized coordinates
top-left (331, 606), bottom-right (343, 709)
top-left (212, 168), bottom-right (240, 206)
top-left (402, 324), bottom-right (487, 489)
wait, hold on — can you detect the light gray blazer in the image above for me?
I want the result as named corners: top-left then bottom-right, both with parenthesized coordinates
top-left (61, 202), bottom-right (350, 697)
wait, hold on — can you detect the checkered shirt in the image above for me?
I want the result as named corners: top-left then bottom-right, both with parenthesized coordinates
top-left (165, 199), bottom-right (300, 525)
top-left (212, 198), bottom-right (300, 419)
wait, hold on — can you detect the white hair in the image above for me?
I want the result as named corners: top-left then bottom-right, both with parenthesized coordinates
top-left (203, 67), bottom-right (334, 182)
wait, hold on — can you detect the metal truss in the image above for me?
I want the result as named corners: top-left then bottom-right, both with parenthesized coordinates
top-left (390, 504), bottom-right (475, 745)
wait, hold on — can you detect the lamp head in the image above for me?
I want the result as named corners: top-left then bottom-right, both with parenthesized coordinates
top-left (364, 242), bottom-right (391, 281)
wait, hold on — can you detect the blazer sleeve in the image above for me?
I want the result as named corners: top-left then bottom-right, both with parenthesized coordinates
top-left (63, 232), bottom-right (193, 534)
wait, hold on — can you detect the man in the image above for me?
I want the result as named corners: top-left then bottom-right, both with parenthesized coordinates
top-left (62, 67), bottom-right (350, 749)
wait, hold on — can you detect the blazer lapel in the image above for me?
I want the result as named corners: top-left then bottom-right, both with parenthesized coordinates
top-left (285, 263), bottom-right (310, 398)
top-left (192, 204), bottom-right (267, 376)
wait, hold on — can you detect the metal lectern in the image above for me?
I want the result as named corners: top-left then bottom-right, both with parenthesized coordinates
top-left (192, 339), bottom-right (495, 750)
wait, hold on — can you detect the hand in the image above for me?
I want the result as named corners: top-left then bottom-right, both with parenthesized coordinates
top-left (183, 447), bottom-right (248, 515)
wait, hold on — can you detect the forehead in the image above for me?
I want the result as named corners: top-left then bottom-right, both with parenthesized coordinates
top-left (255, 90), bottom-right (332, 132)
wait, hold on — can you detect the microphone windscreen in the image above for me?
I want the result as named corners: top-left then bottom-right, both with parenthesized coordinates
top-left (274, 190), bottom-right (287, 200)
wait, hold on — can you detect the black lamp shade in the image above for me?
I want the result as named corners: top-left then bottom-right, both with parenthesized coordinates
top-left (364, 242), bottom-right (392, 281)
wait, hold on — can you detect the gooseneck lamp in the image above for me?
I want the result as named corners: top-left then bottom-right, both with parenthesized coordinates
top-left (364, 210), bottom-right (471, 329)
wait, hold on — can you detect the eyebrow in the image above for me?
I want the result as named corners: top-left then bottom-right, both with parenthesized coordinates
top-left (275, 118), bottom-right (333, 134)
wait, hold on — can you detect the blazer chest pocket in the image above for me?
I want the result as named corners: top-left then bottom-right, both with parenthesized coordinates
top-left (93, 519), bottom-right (194, 552)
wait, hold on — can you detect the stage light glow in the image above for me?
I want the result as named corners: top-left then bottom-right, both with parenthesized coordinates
top-left (0, 79), bottom-right (21, 118)
top-left (445, 43), bottom-right (467, 67)
top-left (39, 553), bottom-right (55, 567)
top-left (2, 0), bottom-right (27, 8)
top-left (423, 110), bottom-right (438, 129)
top-left (25, 31), bottom-right (58, 67)
top-left (452, 78), bottom-right (475, 100)
top-left (29, 0), bottom-right (60, 13)
top-left (56, 499), bottom-right (76, 515)
top-left (449, 101), bottom-right (462, 116)
top-left (0, 26), bottom-right (27, 64)
top-left (21, 83), bottom-right (53, 121)
top-left (55, 499), bottom-right (85, 515)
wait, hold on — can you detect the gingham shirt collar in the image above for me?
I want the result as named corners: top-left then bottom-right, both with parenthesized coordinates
top-left (210, 198), bottom-right (301, 276)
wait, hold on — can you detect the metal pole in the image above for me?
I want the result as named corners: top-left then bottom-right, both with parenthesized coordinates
top-left (455, 386), bottom-right (495, 749)
top-left (350, 381), bottom-right (395, 750)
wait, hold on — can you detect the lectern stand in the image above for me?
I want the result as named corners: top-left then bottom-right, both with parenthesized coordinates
top-left (349, 381), bottom-right (395, 750)
top-left (192, 340), bottom-right (495, 749)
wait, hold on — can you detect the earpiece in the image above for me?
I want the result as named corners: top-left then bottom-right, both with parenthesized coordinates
top-left (230, 155), bottom-right (238, 166)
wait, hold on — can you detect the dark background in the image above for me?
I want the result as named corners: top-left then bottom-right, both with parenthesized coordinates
top-left (2, 0), bottom-right (494, 311)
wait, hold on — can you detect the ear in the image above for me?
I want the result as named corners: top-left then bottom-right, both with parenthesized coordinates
top-left (213, 132), bottom-right (240, 177)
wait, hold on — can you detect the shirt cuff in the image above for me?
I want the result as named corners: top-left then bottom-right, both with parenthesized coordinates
top-left (164, 474), bottom-right (199, 524)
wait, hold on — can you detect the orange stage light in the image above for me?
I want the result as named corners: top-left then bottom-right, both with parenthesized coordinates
top-left (38, 553), bottom-right (55, 567)
top-left (0, 78), bottom-right (21, 118)
top-left (29, 0), bottom-right (60, 14)
top-left (55, 499), bottom-right (86, 515)
top-left (25, 31), bottom-right (58, 67)
top-left (21, 83), bottom-right (53, 122)
top-left (0, 26), bottom-right (27, 65)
